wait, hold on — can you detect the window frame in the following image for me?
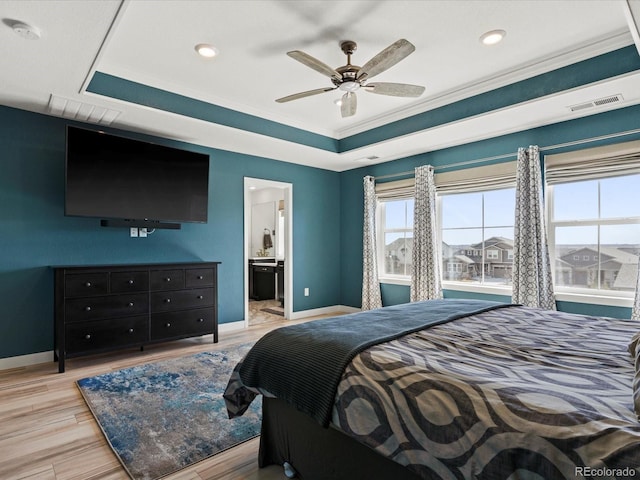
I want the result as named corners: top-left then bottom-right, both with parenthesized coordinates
top-left (437, 188), bottom-right (516, 294)
top-left (376, 197), bottom-right (415, 283)
top-left (546, 176), bottom-right (640, 307)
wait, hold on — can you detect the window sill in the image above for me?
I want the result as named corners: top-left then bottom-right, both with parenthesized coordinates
top-left (378, 276), bottom-right (411, 286)
top-left (554, 291), bottom-right (633, 308)
top-left (378, 278), bottom-right (634, 308)
top-left (442, 281), bottom-right (513, 297)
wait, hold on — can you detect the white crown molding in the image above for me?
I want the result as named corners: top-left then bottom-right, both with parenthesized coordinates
top-left (623, 0), bottom-right (640, 56)
top-left (335, 29), bottom-right (634, 139)
top-left (335, 69), bottom-right (640, 172)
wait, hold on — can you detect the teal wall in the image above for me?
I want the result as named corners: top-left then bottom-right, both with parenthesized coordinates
top-left (0, 106), bottom-right (341, 359)
top-left (2, 46), bottom-right (640, 361)
top-left (339, 103), bottom-right (640, 318)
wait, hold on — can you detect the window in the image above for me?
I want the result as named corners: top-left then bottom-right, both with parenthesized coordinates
top-left (440, 188), bottom-right (516, 285)
top-left (548, 173), bottom-right (640, 294)
top-left (378, 198), bottom-right (414, 277)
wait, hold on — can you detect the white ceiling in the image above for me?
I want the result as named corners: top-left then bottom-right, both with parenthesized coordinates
top-left (1, 0), bottom-right (640, 171)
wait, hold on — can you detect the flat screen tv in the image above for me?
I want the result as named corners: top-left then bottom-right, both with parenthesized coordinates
top-left (65, 126), bottom-right (209, 228)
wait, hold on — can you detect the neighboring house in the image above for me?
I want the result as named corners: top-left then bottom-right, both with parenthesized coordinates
top-left (387, 237), bottom-right (638, 290)
top-left (443, 237), bottom-right (514, 282)
top-left (556, 246), bottom-right (639, 291)
top-left (385, 236), bottom-right (515, 280)
top-left (384, 237), bottom-right (413, 275)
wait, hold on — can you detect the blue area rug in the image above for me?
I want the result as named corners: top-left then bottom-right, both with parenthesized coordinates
top-left (77, 343), bottom-right (261, 480)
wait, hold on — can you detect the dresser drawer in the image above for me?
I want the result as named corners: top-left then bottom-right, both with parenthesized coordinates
top-left (150, 308), bottom-right (214, 340)
top-left (65, 293), bottom-right (149, 322)
top-left (111, 271), bottom-right (148, 293)
top-left (185, 268), bottom-right (215, 287)
top-left (54, 262), bottom-right (219, 372)
top-left (150, 269), bottom-right (185, 291)
top-left (150, 288), bottom-right (214, 313)
top-left (66, 316), bottom-right (148, 354)
top-left (65, 273), bottom-right (109, 297)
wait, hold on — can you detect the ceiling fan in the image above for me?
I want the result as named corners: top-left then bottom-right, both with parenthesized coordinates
top-left (275, 39), bottom-right (425, 118)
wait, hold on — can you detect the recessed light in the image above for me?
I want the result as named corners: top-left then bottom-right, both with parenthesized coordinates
top-left (480, 29), bottom-right (506, 46)
top-left (195, 43), bottom-right (218, 58)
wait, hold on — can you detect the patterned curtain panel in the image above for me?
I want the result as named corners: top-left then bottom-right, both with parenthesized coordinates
top-left (513, 146), bottom-right (556, 310)
top-left (410, 165), bottom-right (442, 302)
top-left (362, 176), bottom-right (382, 310)
top-left (633, 257), bottom-right (640, 321)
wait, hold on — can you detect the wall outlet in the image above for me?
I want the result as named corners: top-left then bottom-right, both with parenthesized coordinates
top-left (130, 227), bottom-right (138, 237)
top-left (304, 287), bottom-right (309, 296)
top-left (139, 228), bottom-right (148, 238)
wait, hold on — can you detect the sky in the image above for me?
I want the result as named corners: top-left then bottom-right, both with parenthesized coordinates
top-left (385, 173), bottom-right (640, 247)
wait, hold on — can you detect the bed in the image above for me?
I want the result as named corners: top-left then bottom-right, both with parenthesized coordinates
top-left (224, 299), bottom-right (640, 479)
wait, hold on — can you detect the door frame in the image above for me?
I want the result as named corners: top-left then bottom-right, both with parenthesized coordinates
top-left (243, 177), bottom-right (293, 326)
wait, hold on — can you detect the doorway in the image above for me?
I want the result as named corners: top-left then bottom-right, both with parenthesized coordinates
top-left (244, 177), bottom-right (293, 326)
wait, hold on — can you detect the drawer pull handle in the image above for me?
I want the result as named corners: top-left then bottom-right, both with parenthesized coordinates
top-left (85, 334), bottom-right (91, 340)
top-left (85, 282), bottom-right (92, 287)
top-left (166, 323), bottom-right (171, 328)
top-left (165, 277), bottom-right (171, 282)
top-left (165, 298), bottom-right (171, 303)
top-left (197, 275), bottom-right (203, 280)
top-left (128, 279), bottom-right (135, 284)
top-left (128, 328), bottom-right (134, 334)
top-left (85, 306), bottom-right (91, 312)
top-left (128, 302), bottom-right (134, 307)
top-left (197, 295), bottom-right (204, 300)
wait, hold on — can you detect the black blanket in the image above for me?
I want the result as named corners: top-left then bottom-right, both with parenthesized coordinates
top-left (238, 299), bottom-right (513, 426)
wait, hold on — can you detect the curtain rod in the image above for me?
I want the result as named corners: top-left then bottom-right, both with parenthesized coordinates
top-left (373, 127), bottom-right (640, 181)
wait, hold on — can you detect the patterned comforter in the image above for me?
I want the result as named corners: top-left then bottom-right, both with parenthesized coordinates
top-left (226, 304), bottom-right (640, 479)
top-left (332, 306), bottom-right (640, 479)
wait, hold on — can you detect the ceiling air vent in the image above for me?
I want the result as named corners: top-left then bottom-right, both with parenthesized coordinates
top-left (593, 94), bottom-right (623, 106)
top-left (48, 94), bottom-right (121, 125)
top-left (355, 155), bottom-right (380, 163)
top-left (568, 94), bottom-right (623, 112)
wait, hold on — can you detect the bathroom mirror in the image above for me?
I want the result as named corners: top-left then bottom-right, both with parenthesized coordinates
top-left (251, 201), bottom-right (276, 257)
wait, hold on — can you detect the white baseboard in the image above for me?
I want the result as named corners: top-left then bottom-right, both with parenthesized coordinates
top-left (219, 320), bottom-right (246, 332)
top-left (0, 307), bottom-right (360, 372)
top-left (289, 304), bottom-right (360, 320)
top-left (0, 351), bottom-right (53, 371)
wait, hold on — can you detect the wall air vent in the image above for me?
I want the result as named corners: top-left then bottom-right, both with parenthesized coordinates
top-left (47, 94), bottom-right (121, 125)
top-left (568, 94), bottom-right (623, 112)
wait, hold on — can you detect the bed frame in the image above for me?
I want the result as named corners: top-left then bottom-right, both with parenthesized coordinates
top-left (259, 397), bottom-right (423, 480)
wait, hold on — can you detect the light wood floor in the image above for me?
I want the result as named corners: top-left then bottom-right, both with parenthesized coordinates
top-left (0, 315), bottom-right (333, 480)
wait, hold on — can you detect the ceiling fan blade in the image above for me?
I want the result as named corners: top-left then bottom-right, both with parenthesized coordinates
top-left (364, 82), bottom-right (425, 97)
top-left (276, 87), bottom-right (336, 103)
top-left (357, 39), bottom-right (415, 81)
top-left (287, 50), bottom-right (341, 80)
top-left (340, 92), bottom-right (357, 118)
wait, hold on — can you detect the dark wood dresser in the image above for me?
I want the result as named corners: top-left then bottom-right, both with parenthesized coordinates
top-left (53, 262), bottom-right (219, 372)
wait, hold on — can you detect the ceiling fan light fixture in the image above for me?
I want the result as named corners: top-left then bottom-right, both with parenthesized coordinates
top-left (276, 39), bottom-right (423, 117)
top-left (480, 29), bottom-right (506, 45)
top-left (195, 43), bottom-right (218, 58)
top-left (339, 81), bottom-right (360, 92)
